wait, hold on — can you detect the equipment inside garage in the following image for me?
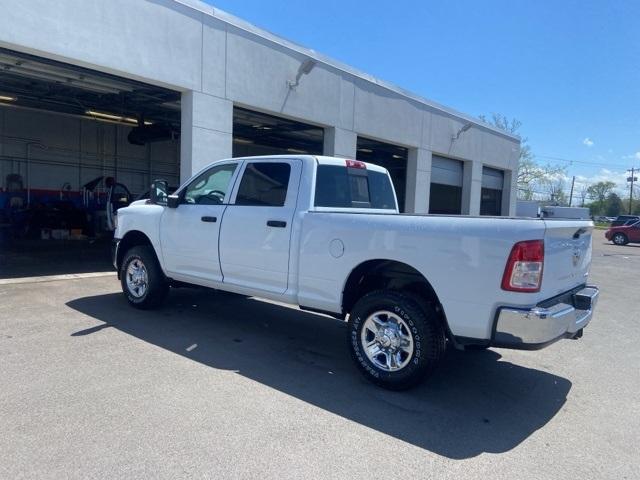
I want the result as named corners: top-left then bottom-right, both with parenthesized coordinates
top-left (356, 137), bottom-right (408, 212)
top-left (232, 107), bottom-right (323, 157)
top-left (0, 48), bottom-right (180, 278)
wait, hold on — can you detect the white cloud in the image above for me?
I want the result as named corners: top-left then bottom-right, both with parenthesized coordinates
top-left (622, 152), bottom-right (640, 160)
top-left (573, 169), bottom-right (630, 194)
top-left (583, 137), bottom-right (594, 147)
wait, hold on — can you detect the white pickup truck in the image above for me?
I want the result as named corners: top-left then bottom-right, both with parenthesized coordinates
top-left (112, 155), bottom-right (599, 389)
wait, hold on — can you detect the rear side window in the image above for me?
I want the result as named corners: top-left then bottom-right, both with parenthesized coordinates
top-left (314, 165), bottom-right (396, 210)
top-left (235, 162), bottom-right (291, 206)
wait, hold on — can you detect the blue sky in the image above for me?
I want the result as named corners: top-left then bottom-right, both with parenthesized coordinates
top-left (205, 0), bottom-right (639, 195)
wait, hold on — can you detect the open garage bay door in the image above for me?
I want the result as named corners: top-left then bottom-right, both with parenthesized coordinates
top-left (480, 166), bottom-right (504, 216)
top-left (0, 48), bottom-right (181, 278)
top-left (356, 137), bottom-right (408, 212)
top-left (233, 107), bottom-right (323, 157)
top-left (429, 155), bottom-right (463, 214)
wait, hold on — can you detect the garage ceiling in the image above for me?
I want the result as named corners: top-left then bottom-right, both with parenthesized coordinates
top-left (233, 107), bottom-right (323, 154)
top-left (0, 48), bottom-right (180, 128)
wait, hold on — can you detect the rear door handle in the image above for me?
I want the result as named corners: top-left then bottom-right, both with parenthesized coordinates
top-left (201, 216), bottom-right (217, 223)
top-left (267, 220), bottom-right (287, 228)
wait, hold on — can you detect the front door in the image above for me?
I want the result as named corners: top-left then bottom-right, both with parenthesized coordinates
top-left (106, 182), bottom-right (132, 231)
top-left (219, 159), bottom-right (301, 294)
top-left (160, 162), bottom-right (239, 283)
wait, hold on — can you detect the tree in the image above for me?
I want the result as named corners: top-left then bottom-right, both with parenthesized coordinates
top-left (587, 181), bottom-right (616, 203)
top-left (605, 192), bottom-right (624, 217)
top-left (479, 113), bottom-right (565, 200)
top-left (545, 178), bottom-right (567, 205)
top-left (578, 183), bottom-right (590, 207)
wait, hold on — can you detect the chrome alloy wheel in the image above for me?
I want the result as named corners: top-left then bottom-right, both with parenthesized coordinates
top-left (613, 233), bottom-right (626, 245)
top-left (125, 259), bottom-right (148, 298)
top-left (360, 310), bottom-right (414, 372)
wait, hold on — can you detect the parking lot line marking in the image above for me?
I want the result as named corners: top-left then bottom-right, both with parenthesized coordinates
top-left (0, 271), bottom-right (116, 285)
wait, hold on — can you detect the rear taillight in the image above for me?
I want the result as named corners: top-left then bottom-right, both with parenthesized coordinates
top-left (501, 240), bottom-right (544, 292)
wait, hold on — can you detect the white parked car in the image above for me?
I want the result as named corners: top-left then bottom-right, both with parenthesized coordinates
top-left (111, 156), bottom-right (599, 389)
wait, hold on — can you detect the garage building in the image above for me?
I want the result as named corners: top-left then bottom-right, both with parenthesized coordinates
top-left (0, 0), bottom-right (520, 276)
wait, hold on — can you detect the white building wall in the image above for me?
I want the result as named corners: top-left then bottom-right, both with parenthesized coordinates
top-left (0, 0), bottom-right (520, 215)
top-left (0, 107), bottom-right (180, 195)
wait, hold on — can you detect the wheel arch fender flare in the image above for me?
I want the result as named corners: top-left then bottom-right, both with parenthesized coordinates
top-left (340, 258), bottom-right (452, 338)
top-left (116, 230), bottom-right (162, 276)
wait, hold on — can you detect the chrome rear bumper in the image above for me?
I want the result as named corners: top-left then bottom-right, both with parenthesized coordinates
top-left (492, 286), bottom-right (599, 350)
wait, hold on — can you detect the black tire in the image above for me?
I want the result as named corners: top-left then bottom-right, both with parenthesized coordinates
top-left (347, 290), bottom-right (446, 390)
top-left (120, 245), bottom-right (169, 309)
top-left (612, 232), bottom-right (628, 246)
top-left (465, 344), bottom-right (490, 351)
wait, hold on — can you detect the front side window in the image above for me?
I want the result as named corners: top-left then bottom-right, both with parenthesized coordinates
top-left (235, 162), bottom-right (291, 206)
top-left (183, 164), bottom-right (237, 205)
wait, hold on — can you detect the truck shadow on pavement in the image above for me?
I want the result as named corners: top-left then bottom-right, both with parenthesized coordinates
top-left (67, 288), bottom-right (571, 460)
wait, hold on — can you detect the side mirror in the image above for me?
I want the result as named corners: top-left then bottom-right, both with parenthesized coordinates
top-left (167, 194), bottom-right (180, 209)
top-left (150, 179), bottom-right (168, 205)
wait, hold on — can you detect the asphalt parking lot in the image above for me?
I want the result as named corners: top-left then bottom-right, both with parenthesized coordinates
top-left (1, 230), bottom-right (638, 479)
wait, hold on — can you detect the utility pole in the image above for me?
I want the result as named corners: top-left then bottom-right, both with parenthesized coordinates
top-left (568, 176), bottom-right (575, 207)
top-left (629, 168), bottom-right (637, 214)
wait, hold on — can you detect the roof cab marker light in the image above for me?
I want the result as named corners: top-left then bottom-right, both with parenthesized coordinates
top-left (346, 159), bottom-right (367, 169)
top-left (501, 239), bottom-right (544, 292)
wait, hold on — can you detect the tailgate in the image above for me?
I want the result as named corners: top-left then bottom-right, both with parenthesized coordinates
top-left (541, 219), bottom-right (593, 297)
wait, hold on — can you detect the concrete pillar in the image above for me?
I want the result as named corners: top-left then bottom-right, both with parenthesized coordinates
top-left (180, 91), bottom-right (233, 182)
top-left (502, 169), bottom-right (518, 216)
top-left (405, 148), bottom-right (432, 213)
top-left (323, 127), bottom-right (357, 158)
top-left (462, 160), bottom-right (483, 215)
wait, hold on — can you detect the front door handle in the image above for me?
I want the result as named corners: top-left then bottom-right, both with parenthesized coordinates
top-left (267, 220), bottom-right (287, 228)
top-left (201, 216), bottom-right (217, 223)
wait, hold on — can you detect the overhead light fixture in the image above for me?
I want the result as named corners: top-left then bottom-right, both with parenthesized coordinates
top-left (251, 124), bottom-right (273, 130)
top-left (392, 154), bottom-right (403, 159)
top-left (286, 148), bottom-right (308, 154)
top-left (161, 101), bottom-right (182, 111)
top-left (233, 138), bottom-right (254, 144)
top-left (287, 58), bottom-right (317, 89)
top-left (85, 110), bottom-right (152, 125)
top-left (0, 95), bottom-right (17, 102)
top-left (358, 148), bottom-right (373, 153)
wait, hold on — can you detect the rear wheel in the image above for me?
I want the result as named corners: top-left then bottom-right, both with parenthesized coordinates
top-left (612, 232), bottom-right (628, 246)
top-left (120, 245), bottom-right (169, 309)
top-left (347, 290), bottom-right (446, 390)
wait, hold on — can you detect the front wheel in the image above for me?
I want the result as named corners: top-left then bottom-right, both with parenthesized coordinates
top-left (612, 233), bottom-right (628, 246)
top-left (347, 290), bottom-right (446, 390)
top-left (120, 245), bottom-right (169, 309)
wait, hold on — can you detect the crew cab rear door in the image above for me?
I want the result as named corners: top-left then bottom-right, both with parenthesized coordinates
top-left (219, 159), bottom-right (302, 294)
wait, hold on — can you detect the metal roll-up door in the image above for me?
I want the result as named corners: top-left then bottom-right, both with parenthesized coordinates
top-left (480, 167), bottom-right (504, 216)
top-left (482, 167), bottom-right (504, 190)
top-left (431, 155), bottom-right (463, 186)
top-left (429, 155), bottom-right (463, 214)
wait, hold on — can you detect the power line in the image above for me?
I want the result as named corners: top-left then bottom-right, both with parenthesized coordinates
top-left (533, 154), bottom-right (629, 169)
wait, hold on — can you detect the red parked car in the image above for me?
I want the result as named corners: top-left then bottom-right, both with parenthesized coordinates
top-left (605, 220), bottom-right (640, 245)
